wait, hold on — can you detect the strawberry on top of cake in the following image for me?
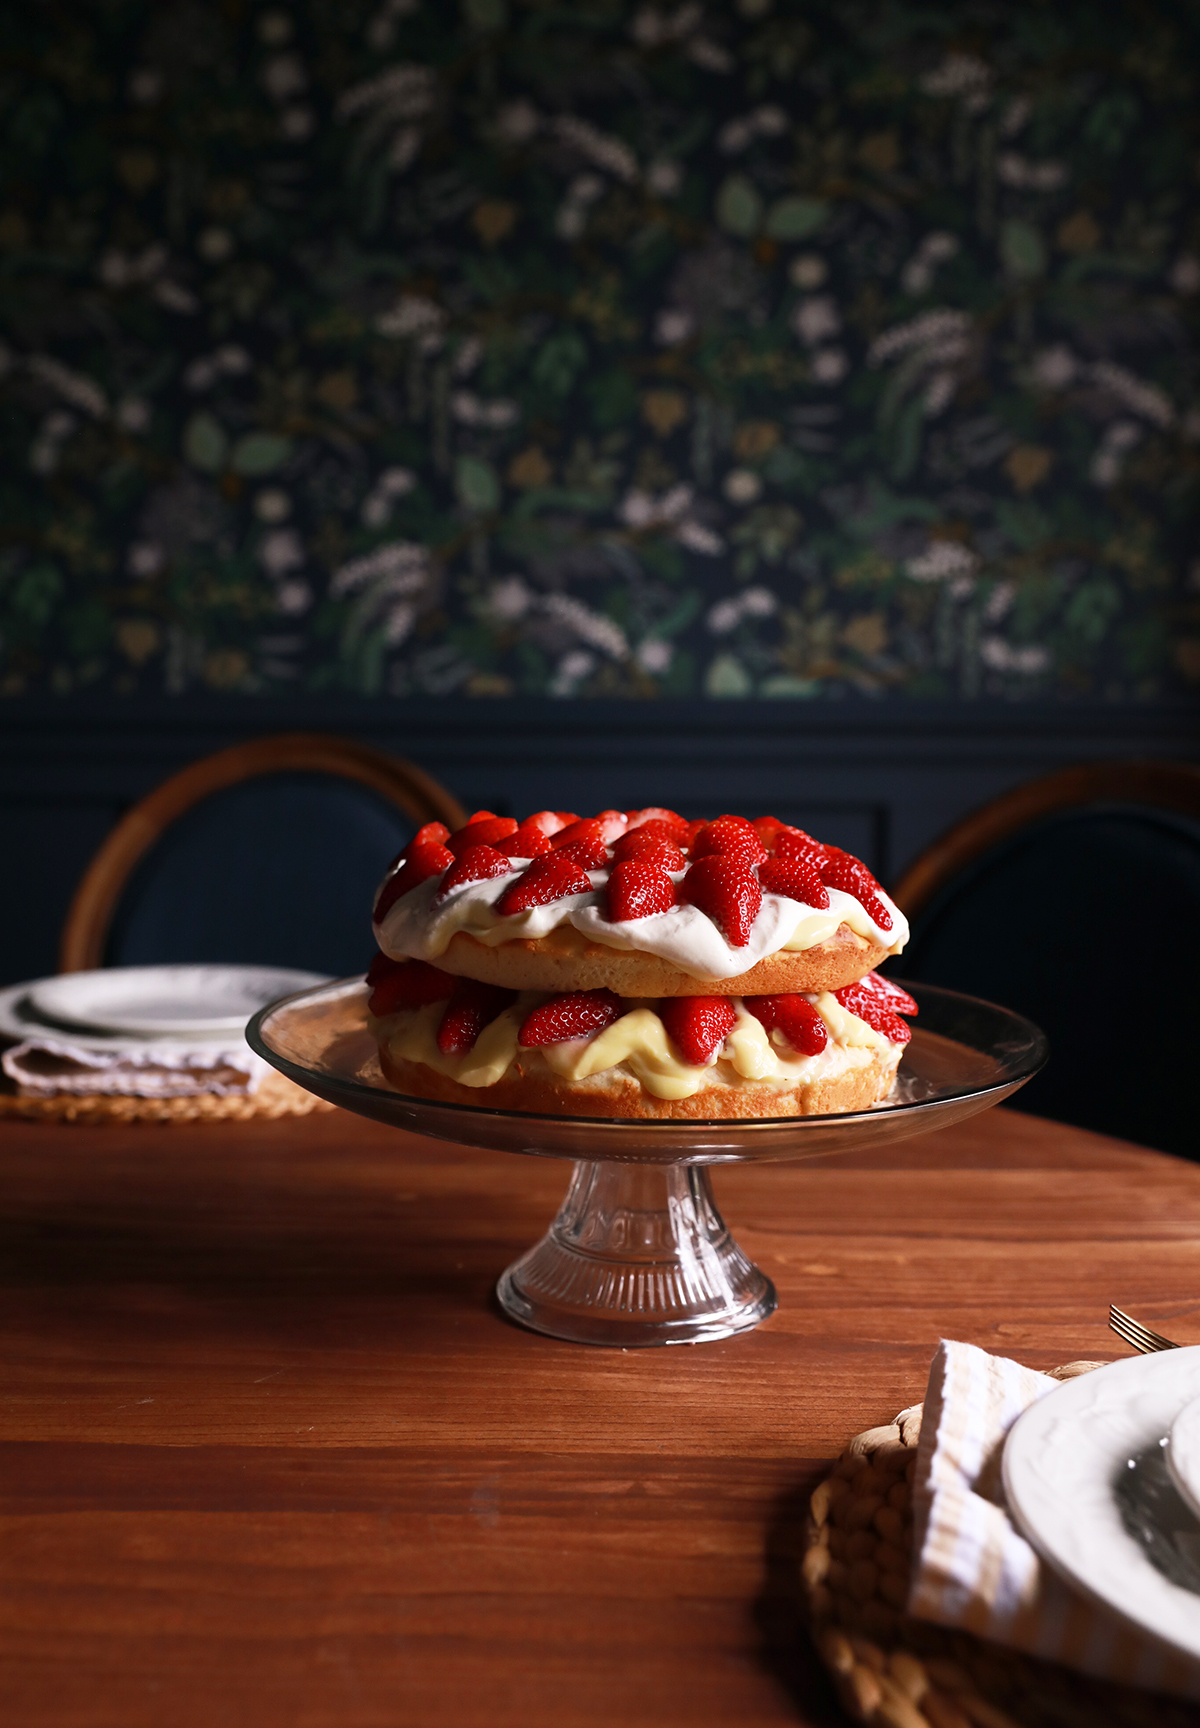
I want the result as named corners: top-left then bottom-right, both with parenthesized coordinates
top-left (363, 809), bottom-right (915, 1118)
top-left (371, 807), bottom-right (908, 991)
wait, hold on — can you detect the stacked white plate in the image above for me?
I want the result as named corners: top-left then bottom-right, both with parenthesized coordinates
top-left (1004, 1348), bottom-right (1200, 1666)
top-left (0, 964), bottom-right (330, 1057)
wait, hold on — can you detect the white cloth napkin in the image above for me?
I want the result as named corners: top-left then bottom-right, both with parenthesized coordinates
top-left (908, 1339), bottom-right (1200, 1700)
top-left (2, 1035), bottom-right (271, 1099)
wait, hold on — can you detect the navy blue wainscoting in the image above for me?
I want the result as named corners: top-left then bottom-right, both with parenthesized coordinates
top-left (1, 696), bottom-right (1198, 986)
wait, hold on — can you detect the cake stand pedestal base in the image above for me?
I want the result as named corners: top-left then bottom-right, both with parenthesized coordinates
top-left (495, 1159), bottom-right (776, 1346)
top-left (251, 977), bottom-right (1048, 1347)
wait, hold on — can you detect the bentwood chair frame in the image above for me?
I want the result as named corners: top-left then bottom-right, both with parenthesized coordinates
top-left (890, 759), bottom-right (1200, 919)
top-left (59, 733), bottom-right (467, 973)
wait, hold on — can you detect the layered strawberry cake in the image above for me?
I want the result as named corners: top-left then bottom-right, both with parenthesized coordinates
top-left (365, 807), bottom-right (917, 1119)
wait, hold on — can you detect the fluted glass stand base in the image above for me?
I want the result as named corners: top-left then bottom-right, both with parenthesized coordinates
top-left (495, 1159), bottom-right (776, 1346)
top-left (249, 978), bottom-right (1048, 1348)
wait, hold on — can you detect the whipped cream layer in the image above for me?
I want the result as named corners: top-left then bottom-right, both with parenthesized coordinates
top-left (371, 991), bottom-right (904, 1103)
top-left (378, 859), bottom-right (908, 981)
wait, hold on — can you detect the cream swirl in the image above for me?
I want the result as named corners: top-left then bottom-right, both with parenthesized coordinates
top-left (377, 857), bottom-right (908, 981)
top-left (371, 991), bottom-right (904, 1101)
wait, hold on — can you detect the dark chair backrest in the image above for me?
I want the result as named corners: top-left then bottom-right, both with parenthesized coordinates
top-left (60, 735), bottom-right (466, 980)
top-left (893, 766), bottom-right (1200, 1159)
top-left (107, 772), bottom-right (417, 977)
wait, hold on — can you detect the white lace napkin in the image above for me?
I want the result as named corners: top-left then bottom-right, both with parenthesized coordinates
top-left (908, 1338), bottom-right (1200, 1700)
top-left (2, 1035), bottom-right (271, 1099)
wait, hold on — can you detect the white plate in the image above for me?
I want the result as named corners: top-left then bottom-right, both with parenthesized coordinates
top-left (1003, 1349), bottom-right (1200, 1665)
top-left (20, 966), bottom-right (330, 1040)
top-left (0, 979), bottom-right (222, 1053)
top-left (1169, 1394), bottom-right (1200, 1522)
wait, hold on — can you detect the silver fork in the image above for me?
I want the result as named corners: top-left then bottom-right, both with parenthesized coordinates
top-left (1109, 1303), bottom-right (1181, 1354)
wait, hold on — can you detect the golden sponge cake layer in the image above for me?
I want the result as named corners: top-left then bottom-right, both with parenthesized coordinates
top-left (428, 921), bottom-right (888, 998)
top-left (379, 1042), bottom-right (899, 1121)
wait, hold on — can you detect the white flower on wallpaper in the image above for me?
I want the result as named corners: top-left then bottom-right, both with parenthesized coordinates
top-left (1, 0), bottom-right (1197, 702)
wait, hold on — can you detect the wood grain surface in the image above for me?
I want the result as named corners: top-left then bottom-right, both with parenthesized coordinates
top-left (2, 1107), bottom-right (1198, 1728)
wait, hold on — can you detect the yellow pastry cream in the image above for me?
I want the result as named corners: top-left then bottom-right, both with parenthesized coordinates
top-left (369, 992), bottom-right (902, 1103)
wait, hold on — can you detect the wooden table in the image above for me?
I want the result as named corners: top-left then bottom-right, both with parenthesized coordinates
top-left (3, 1106), bottom-right (1199, 1727)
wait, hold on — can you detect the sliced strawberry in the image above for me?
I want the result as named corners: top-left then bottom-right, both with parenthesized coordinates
top-left (437, 977), bottom-right (518, 1055)
top-left (742, 993), bottom-right (828, 1056)
top-left (553, 835), bottom-right (610, 870)
top-left (495, 851), bottom-right (593, 916)
top-left (624, 806), bottom-right (689, 839)
top-left (445, 815), bottom-right (518, 858)
top-left (774, 824), bottom-right (821, 855)
top-left (496, 822), bottom-right (554, 859)
top-left (683, 817), bottom-right (707, 853)
top-left (373, 841), bottom-right (454, 923)
top-left (368, 958), bottom-right (456, 1017)
top-left (436, 843), bottom-right (514, 898)
top-left (554, 810), bottom-right (580, 825)
top-left (383, 821), bottom-right (451, 876)
top-left (612, 818), bottom-right (683, 851)
top-left (553, 810), bottom-right (626, 846)
top-left (751, 816), bottom-right (785, 850)
top-left (518, 988), bottom-right (622, 1047)
top-left (773, 830), bottom-right (825, 881)
top-left (659, 996), bottom-right (737, 1065)
top-left (549, 817), bottom-right (605, 852)
top-left (680, 854), bottom-right (762, 947)
top-left (524, 810), bottom-right (571, 837)
top-left (366, 950), bottom-right (398, 987)
top-left (833, 981), bottom-right (912, 1044)
top-left (606, 859), bottom-right (677, 922)
top-left (596, 809), bottom-right (630, 843)
top-left (854, 971), bottom-right (919, 1016)
top-left (820, 847), bottom-right (893, 932)
top-left (691, 814), bottom-right (769, 868)
top-left (759, 854), bottom-right (831, 910)
top-left (609, 831), bottom-right (686, 871)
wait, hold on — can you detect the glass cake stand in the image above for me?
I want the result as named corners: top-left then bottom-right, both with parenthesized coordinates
top-left (247, 980), bottom-right (1046, 1348)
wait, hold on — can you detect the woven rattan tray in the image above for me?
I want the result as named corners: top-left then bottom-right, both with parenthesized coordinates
top-left (800, 1363), bottom-right (1199, 1728)
top-left (0, 1067), bottom-right (333, 1123)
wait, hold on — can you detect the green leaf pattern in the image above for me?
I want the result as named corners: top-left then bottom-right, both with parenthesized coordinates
top-left (1, 0), bottom-right (1198, 699)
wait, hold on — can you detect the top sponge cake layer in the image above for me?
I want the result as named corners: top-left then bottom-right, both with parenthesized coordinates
top-left (427, 921), bottom-right (891, 997)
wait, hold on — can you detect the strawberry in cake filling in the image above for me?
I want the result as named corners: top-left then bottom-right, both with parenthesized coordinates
top-left (365, 952), bottom-right (917, 1102)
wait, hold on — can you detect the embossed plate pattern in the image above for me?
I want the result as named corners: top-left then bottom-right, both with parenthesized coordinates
top-left (1168, 1394), bottom-right (1200, 1523)
top-left (1004, 1350), bottom-right (1200, 1666)
top-left (28, 965), bottom-right (330, 1039)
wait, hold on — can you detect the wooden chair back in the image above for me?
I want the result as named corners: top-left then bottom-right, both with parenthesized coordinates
top-left (891, 760), bottom-right (1200, 917)
top-left (59, 734), bottom-right (466, 974)
top-left (889, 758), bottom-right (1200, 1158)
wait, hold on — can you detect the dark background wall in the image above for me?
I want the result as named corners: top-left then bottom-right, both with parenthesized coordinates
top-left (3, 694), bottom-right (1196, 985)
top-left (1, 1), bottom-right (1198, 981)
top-left (4, 0), bottom-right (1200, 702)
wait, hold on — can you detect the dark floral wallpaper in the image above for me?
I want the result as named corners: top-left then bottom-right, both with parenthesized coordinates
top-left (3, 0), bottom-right (1200, 702)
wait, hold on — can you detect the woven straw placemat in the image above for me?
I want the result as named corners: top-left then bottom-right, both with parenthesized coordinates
top-left (0, 1067), bottom-right (333, 1123)
top-left (800, 1362), bottom-right (1199, 1728)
